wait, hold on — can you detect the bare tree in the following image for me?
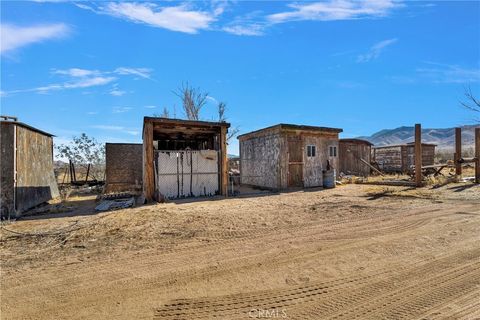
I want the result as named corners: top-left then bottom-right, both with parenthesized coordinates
top-left (216, 101), bottom-right (239, 141)
top-left (218, 101), bottom-right (227, 122)
top-left (173, 82), bottom-right (208, 120)
top-left (460, 85), bottom-right (480, 122)
top-left (161, 107), bottom-right (170, 118)
top-left (227, 126), bottom-right (240, 142)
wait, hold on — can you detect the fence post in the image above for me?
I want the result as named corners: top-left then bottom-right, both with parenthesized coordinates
top-left (455, 127), bottom-right (462, 176)
top-left (415, 124), bottom-right (422, 187)
top-left (476, 128), bottom-right (480, 184)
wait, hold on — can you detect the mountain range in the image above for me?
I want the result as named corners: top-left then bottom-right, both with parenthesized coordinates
top-left (358, 124), bottom-right (479, 149)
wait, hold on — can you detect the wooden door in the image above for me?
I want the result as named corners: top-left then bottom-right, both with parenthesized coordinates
top-left (288, 137), bottom-right (303, 187)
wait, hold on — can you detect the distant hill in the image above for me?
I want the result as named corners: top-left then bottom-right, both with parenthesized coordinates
top-left (358, 124), bottom-right (479, 149)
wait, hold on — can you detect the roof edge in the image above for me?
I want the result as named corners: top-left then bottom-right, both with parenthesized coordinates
top-left (238, 123), bottom-right (343, 139)
top-left (1, 121), bottom-right (55, 137)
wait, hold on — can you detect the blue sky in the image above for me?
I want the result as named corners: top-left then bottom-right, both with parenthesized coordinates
top-left (1, 0), bottom-right (479, 155)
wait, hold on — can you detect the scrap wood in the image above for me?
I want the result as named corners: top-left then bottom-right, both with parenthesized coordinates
top-left (95, 197), bottom-right (134, 211)
top-left (360, 180), bottom-right (417, 187)
top-left (359, 158), bottom-right (385, 176)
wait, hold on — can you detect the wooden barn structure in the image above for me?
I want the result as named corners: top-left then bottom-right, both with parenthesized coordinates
top-left (238, 124), bottom-right (343, 190)
top-left (0, 119), bottom-right (59, 218)
top-left (105, 143), bottom-right (143, 193)
top-left (339, 139), bottom-right (373, 176)
top-left (142, 117), bottom-right (230, 201)
top-left (373, 142), bottom-right (436, 173)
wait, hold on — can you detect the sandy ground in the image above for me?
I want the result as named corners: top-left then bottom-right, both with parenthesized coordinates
top-left (1, 183), bottom-right (479, 319)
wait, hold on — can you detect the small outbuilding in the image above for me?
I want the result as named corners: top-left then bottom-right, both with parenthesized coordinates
top-left (238, 124), bottom-right (343, 190)
top-left (1, 118), bottom-right (59, 218)
top-left (105, 143), bottom-right (143, 193)
top-left (339, 139), bottom-right (373, 176)
top-left (372, 142), bottom-right (436, 173)
top-left (142, 117), bottom-right (230, 201)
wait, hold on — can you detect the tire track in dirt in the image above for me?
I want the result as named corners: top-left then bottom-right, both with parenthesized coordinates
top-left (416, 290), bottom-right (480, 319)
top-left (323, 262), bottom-right (479, 319)
top-left (5, 204), bottom-right (476, 301)
top-left (153, 247), bottom-right (480, 319)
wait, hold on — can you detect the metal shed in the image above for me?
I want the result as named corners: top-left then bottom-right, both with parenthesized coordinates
top-left (339, 139), bottom-right (373, 177)
top-left (372, 142), bottom-right (436, 173)
top-left (0, 119), bottom-right (59, 218)
top-left (105, 143), bottom-right (143, 193)
top-left (238, 124), bottom-right (343, 190)
top-left (142, 117), bottom-right (230, 201)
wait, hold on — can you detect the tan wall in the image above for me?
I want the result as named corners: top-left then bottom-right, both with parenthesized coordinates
top-left (15, 125), bottom-right (60, 215)
top-left (105, 143), bottom-right (143, 193)
top-left (302, 134), bottom-right (339, 187)
top-left (240, 129), bottom-right (339, 189)
top-left (239, 129), bottom-right (283, 189)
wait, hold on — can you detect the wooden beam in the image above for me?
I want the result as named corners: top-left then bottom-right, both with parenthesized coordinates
top-left (476, 128), bottom-right (480, 184)
top-left (415, 123), bottom-right (422, 187)
top-left (359, 158), bottom-right (384, 176)
top-left (143, 121), bottom-right (155, 202)
top-left (455, 127), bottom-right (462, 176)
top-left (220, 126), bottom-right (228, 196)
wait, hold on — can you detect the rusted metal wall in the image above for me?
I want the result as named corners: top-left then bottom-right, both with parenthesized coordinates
top-left (339, 141), bottom-right (371, 176)
top-left (105, 143), bottom-right (143, 193)
top-left (15, 125), bottom-right (60, 215)
top-left (239, 129), bottom-right (283, 189)
top-left (0, 123), bottom-right (15, 217)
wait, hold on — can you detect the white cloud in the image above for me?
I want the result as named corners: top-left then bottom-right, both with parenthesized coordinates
top-left (112, 106), bottom-right (133, 113)
top-left (92, 124), bottom-right (139, 136)
top-left (357, 38), bottom-right (397, 63)
top-left (144, 105), bottom-right (157, 109)
top-left (114, 67), bottom-right (152, 79)
top-left (267, 0), bottom-right (401, 24)
top-left (101, 2), bottom-right (216, 34)
top-left (3, 66), bottom-right (152, 96)
top-left (223, 24), bottom-right (265, 36)
top-left (93, 125), bottom-right (124, 130)
top-left (53, 68), bottom-right (99, 77)
top-left (109, 89), bottom-right (126, 96)
top-left (64, 76), bottom-right (116, 89)
top-left (1, 23), bottom-right (70, 54)
top-left (416, 62), bottom-right (480, 83)
top-left (5, 76), bottom-right (115, 95)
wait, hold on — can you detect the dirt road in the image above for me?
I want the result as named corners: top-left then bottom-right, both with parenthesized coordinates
top-left (1, 184), bottom-right (479, 319)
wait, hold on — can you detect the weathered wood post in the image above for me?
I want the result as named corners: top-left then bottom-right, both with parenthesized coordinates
top-left (455, 127), bottom-right (462, 176)
top-left (143, 119), bottom-right (155, 202)
top-left (476, 127), bottom-right (480, 184)
top-left (415, 124), bottom-right (422, 187)
top-left (220, 126), bottom-right (228, 197)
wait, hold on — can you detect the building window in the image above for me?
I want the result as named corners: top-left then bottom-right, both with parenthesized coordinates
top-left (329, 146), bottom-right (337, 157)
top-left (307, 145), bottom-right (316, 157)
